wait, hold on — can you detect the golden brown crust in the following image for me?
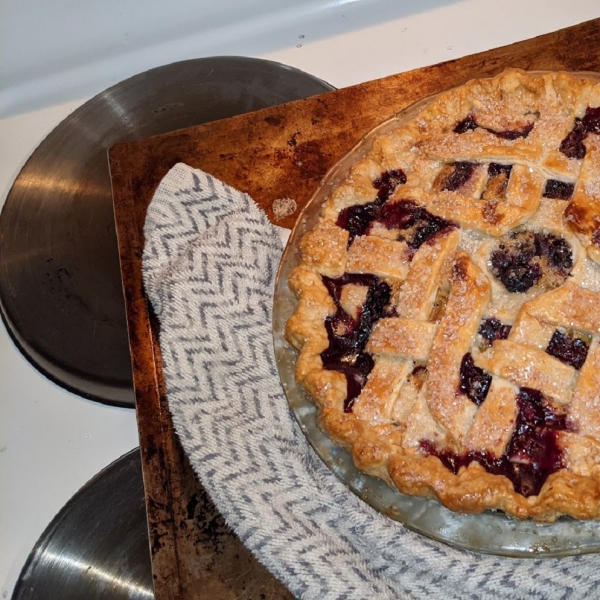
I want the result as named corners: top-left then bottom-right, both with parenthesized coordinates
top-left (474, 340), bottom-right (576, 404)
top-left (299, 220), bottom-right (349, 277)
top-left (285, 69), bottom-right (600, 522)
top-left (346, 236), bottom-right (412, 278)
top-left (464, 379), bottom-right (518, 455)
top-left (426, 253), bottom-right (489, 441)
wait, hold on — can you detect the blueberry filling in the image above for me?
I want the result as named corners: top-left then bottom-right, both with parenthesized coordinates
top-left (335, 169), bottom-right (406, 241)
top-left (420, 388), bottom-right (566, 497)
top-left (420, 440), bottom-right (503, 488)
top-left (438, 161), bottom-right (478, 192)
top-left (337, 199), bottom-right (456, 249)
top-left (490, 230), bottom-right (573, 293)
top-left (453, 114), bottom-right (478, 134)
top-left (543, 179), bottom-right (575, 200)
top-left (392, 202), bottom-right (456, 249)
top-left (546, 330), bottom-right (589, 370)
top-left (453, 113), bottom-right (535, 139)
top-left (487, 163), bottom-right (513, 179)
top-left (490, 251), bottom-right (542, 293)
top-left (372, 168), bottom-right (407, 202)
top-left (459, 353), bottom-right (491, 405)
top-left (559, 106), bottom-right (600, 159)
top-left (494, 122), bottom-right (535, 140)
top-left (541, 237), bottom-right (573, 272)
top-left (336, 202), bottom-right (381, 240)
top-left (559, 119), bottom-right (587, 159)
top-left (478, 317), bottom-right (511, 348)
top-left (320, 274), bottom-right (391, 412)
top-left (583, 105), bottom-right (600, 134)
top-left (379, 201), bottom-right (425, 230)
top-left (504, 388), bottom-right (566, 497)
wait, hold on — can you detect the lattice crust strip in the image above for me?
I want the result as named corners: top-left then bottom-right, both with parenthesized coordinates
top-left (285, 69), bottom-right (600, 521)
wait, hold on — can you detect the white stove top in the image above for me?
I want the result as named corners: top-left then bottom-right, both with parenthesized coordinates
top-left (1, 0), bottom-right (598, 595)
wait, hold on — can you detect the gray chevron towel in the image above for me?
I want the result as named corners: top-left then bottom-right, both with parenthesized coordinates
top-left (143, 163), bottom-right (600, 600)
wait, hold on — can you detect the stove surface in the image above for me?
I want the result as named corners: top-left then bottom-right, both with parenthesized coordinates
top-left (1, 1), bottom-right (599, 597)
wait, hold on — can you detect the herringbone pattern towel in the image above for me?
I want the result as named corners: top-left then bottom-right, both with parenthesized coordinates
top-left (143, 163), bottom-right (600, 600)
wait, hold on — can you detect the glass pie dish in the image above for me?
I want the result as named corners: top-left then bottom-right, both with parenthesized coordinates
top-left (272, 72), bottom-right (600, 557)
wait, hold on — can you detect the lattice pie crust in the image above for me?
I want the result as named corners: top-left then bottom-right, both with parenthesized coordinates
top-left (285, 69), bottom-right (600, 522)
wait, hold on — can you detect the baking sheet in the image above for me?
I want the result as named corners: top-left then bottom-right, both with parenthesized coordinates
top-left (109, 17), bottom-right (600, 598)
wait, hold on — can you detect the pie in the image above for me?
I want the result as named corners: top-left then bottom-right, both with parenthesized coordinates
top-left (284, 69), bottom-right (600, 522)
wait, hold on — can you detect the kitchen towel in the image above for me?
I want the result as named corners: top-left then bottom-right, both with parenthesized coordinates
top-left (142, 162), bottom-right (599, 600)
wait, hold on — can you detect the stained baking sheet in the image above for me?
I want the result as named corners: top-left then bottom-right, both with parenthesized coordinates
top-left (109, 18), bottom-right (600, 598)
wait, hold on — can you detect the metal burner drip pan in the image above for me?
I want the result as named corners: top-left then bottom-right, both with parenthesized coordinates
top-left (0, 56), bottom-right (334, 407)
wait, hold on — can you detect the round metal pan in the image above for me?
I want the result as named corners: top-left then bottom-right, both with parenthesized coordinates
top-left (12, 449), bottom-right (152, 599)
top-left (12, 448), bottom-right (293, 599)
top-left (0, 56), bottom-right (334, 407)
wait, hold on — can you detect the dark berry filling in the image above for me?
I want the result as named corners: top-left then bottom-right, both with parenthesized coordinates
top-left (490, 251), bottom-right (542, 293)
top-left (391, 202), bottom-right (456, 249)
top-left (583, 106), bottom-right (600, 133)
top-left (546, 330), bottom-right (589, 370)
top-left (454, 114), bottom-right (478, 134)
top-left (539, 237), bottom-right (573, 271)
top-left (336, 202), bottom-right (381, 240)
top-left (543, 179), bottom-right (575, 200)
top-left (320, 274), bottom-right (391, 412)
top-left (420, 388), bottom-right (566, 497)
top-left (378, 201), bottom-right (423, 230)
top-left (439, 161), bottom-right (478, 192)
top-left (335, 169), bottom-right (406, 242)
top-left (490, 230), bottom-right (573, 293)
top-left (504, 388), bottom-right (566, 497)
top-left (373, 169), bottom-right (407, 202)
top-left (559, 106), bottom-right (600, 159)
top-left (487, 163), bottom-right (513, 179)
top-left (337, 199), bottom-right (456, 249)
top-left (559, 119), bottom-right (587, 159)
top-left (494, 123), bottom-right (535, 140)
top-left (459, 353), bottom-right (491, 405)
top-left (478, 317), bottom-right (511, 348)
top-left (453, 113), bottom-right (534, 139)
top-left (420, 440), bottom-right (504, 488)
